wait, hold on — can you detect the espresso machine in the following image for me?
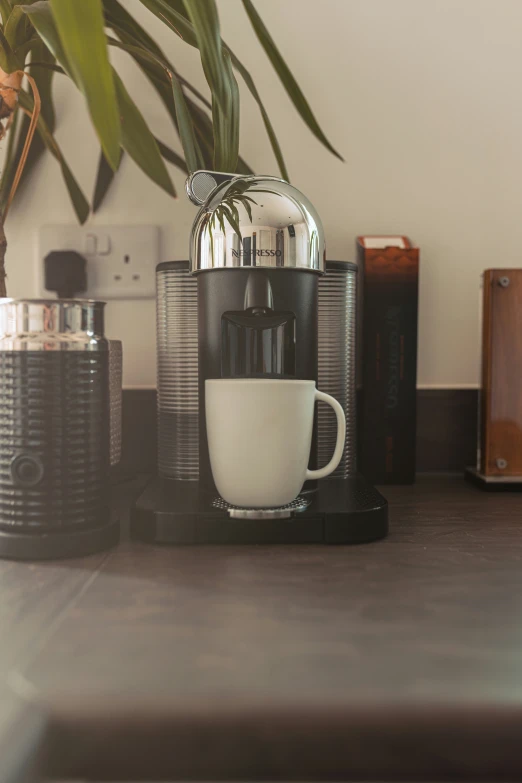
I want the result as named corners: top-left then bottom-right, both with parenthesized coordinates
top-left (132, 172), bottom-right (388, 544)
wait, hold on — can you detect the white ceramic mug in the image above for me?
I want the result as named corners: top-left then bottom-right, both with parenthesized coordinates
top-left (205, 379), bottom-right (346, 508)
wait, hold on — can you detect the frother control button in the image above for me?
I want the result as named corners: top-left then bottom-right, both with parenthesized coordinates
top-left (10, 455), bottom-right (45, 487)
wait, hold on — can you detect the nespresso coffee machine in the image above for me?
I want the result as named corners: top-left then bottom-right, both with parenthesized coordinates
top-left (132, 172), bottom-right (387, 544)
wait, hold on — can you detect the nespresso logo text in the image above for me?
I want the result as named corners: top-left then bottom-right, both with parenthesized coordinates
top-left (386, 306), bottom-right (401, 410)
top-left (231, 249), bottom-right (282, 258)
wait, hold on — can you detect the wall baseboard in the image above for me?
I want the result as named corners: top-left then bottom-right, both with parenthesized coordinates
top-left (119, 388), bottom-right (478, 477)
top-left (416, 389), bottom-right (477, 472)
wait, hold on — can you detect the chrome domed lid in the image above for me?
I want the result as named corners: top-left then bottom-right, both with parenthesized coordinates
top-left (187, 171), bottom-right (325, 274)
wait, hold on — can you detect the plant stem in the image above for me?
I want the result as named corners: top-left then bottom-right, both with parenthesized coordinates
top-left (0, 213), bottom-right (6, 297)
top-left (0, 70), bottom-right (40, 296)
top-left (0, 68), bottom-right (22, 121)
top-left (0, 68), bottom-right (24, 298)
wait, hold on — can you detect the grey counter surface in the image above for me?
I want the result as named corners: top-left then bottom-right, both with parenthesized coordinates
top-left (1, 475), bottom-right (522, 780)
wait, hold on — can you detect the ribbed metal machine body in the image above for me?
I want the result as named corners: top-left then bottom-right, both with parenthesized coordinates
top-left (108, 339), bottom-right (122, 467)
top-left (317, 261), bottom-right (358, 477)
top-left (156, 262), bottom-right (199, 479)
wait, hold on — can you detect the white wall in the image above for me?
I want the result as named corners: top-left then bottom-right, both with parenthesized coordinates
top-left (2, 0), bottom-right (522, 388)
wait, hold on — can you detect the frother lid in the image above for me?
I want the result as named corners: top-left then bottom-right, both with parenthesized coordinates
top-left (187, 171), bottom-right (325, 274)
top-left (0, 299), bottom-right (106, 347)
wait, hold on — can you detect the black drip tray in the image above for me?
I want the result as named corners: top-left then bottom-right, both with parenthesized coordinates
top-left (131, 476), bottom-right (388, 545)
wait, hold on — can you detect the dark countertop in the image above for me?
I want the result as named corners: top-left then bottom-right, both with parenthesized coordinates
top-left (2, 475), bottom-right (522, 780)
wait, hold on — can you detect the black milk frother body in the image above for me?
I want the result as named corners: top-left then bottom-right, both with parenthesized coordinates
top-left (0, 299), bottom-right (119, 559)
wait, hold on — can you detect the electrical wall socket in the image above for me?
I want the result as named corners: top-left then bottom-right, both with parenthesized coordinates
top-left (38, 225), bottom-right (160, 299)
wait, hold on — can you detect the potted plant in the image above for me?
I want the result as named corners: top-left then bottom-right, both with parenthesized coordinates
top-left (0, 0), bottom-right (342, 560)
top-left (0, 0), bottom-right (342, 296)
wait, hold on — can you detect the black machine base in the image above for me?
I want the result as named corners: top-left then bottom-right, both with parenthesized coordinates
top-left (131, 476), bottom-right (388, 545)
top-left (0, 515), bottom-right (120, 561)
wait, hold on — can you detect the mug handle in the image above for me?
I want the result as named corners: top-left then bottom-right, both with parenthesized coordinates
top-left (306, 390), bottom-right (346, 481)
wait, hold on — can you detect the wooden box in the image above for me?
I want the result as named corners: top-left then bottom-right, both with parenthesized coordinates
top-left (477, 269), bottom-right (522, 481)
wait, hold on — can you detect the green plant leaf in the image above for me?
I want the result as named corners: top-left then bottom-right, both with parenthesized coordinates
top-left (159, 0), bottom-right (188, 16)
top-left (0, 106), bottom-right (21, 210)
top-left (107, 32), bottom-right (208, 126)
top-left (49, 0), bottom-right (121, 170)
top-left (18, 88), bottom-right (89, 223)
top-left (241, 0), bottom-right (343, 162)
top-left (138, 0), bottom-right (197, 46)
top-left (112, 68), bottom-right (175, 197)
top-left (109, 0), bottom-right (253, 175)
top-left (4, 5), bottom-right (31, 49)
top-left (19, 2), bottom-right (71, 74)
top-left (105, 12), bottom-right (174, 96)
top-left (0, 25), bottom-right (21, 70)
top-left (106, 10), bottom-right (199, 134)
top-left (106, 18), bottom-right (209, 169)
top-left (212, 49), bottom-right (239, 171)
top-left (108, 31), bottom-right (215, 113)
top-left (93, 137), bottom-right (189, 214)
top-left (108, 28), bottom-right (204, 170)
top-left (24, 58), bottom-right (64, 74)
top-left (32, 41), bottom-right (55, 130)
top-left (224, 50), bottom-right (239, 169)
top-left (107, 30), bottom-right (209, 171)
top-left (106, 0), bottom-right (168, 56)
top-left (235, 156), bottom-right (254, 176)
top-left (107, 35), bottom-right (169, 74)
top-left (191, 110), bottom-right (213, 167)
top-left (107, 1), bottom-right (211, 109)
top-left (0, 0), bottom-right (12, 26)
top-left (20, 42), bottom-right (56, 172)
top-left (138, 0), bottom-right (238, 169)
top-left (178, 0), bottom-right (239, 169)
top-left (137, 0), bottom-right (287, 177)
top-left (181, 0), bottom-right (228, 110)
top-left (170, 69), bottom-right (201, 173)
top-left (226, 46), bottom-right (288, 180)
top-left (155, 137), bottom-right (188, 174)
top-left (14, 34), bottom-right (40, 64)
top-left (92, 149), bottom-right (123, 213)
